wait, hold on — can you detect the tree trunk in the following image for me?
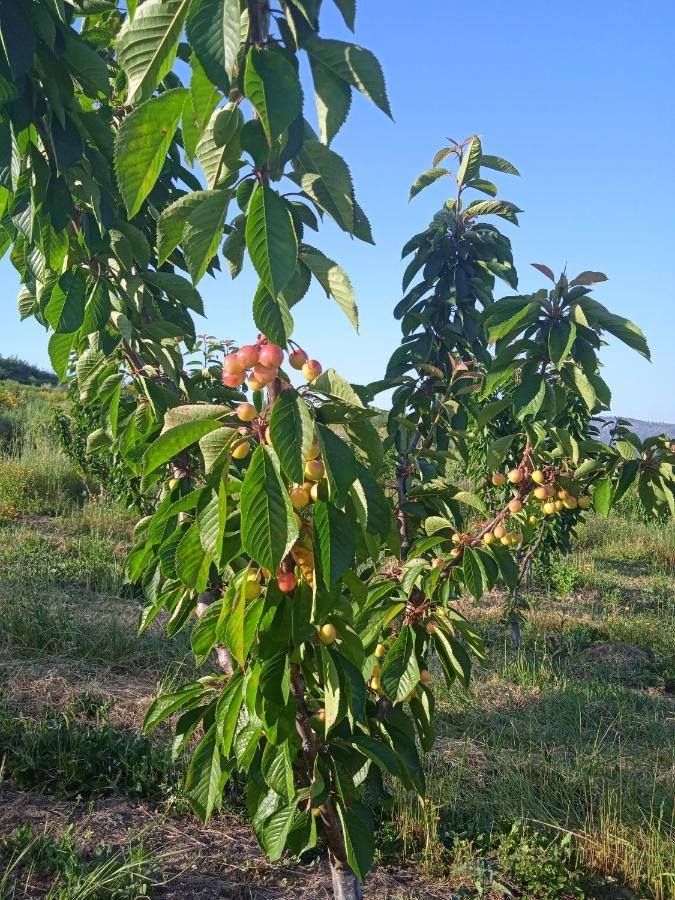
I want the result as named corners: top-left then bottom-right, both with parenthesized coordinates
top-left (510, 611), bottom-right (522, 649)
top-left (329, 855), bottom-right (363, 900)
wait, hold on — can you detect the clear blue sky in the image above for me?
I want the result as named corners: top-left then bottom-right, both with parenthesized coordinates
top-left (5, 0), bottom-right (675, 421)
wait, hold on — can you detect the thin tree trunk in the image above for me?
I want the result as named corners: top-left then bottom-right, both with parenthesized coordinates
top-left (330, 855), bottom-right (363, 900)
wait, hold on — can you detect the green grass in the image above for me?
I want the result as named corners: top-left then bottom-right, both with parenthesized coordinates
top-left (0, 385), bottom-right (673, 898)
top-left (0, 822), bottom-right (158, 899)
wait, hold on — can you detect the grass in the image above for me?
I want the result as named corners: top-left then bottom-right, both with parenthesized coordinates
top-left (0, 383), bottom-right (673, 898)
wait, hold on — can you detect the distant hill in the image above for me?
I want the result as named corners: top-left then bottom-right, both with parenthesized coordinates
top-left (0, 355), bottom-right (57, 386)
top-left (595, 417), bottom-right (674, 443)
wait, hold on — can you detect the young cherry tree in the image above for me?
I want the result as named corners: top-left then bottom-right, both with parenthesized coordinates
top-left (379, 136), bottom-right (675, 641)
top-left (0, 2), bottom-right (482, 897)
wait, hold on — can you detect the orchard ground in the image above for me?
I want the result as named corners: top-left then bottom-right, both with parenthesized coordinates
top-left (0, 383), bottom-right (673, 900)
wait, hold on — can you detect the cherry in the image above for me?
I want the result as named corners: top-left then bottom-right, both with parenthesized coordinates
top-left (237, 344), bottom-right (259, 369)
top-left (222, 354), bottom-right (244, 375)
top-left (258, 343), bottom-right (284, 368)
top-left (277, 571), bottom-right (298, 593)
top-left (222, 371), bottom-right (245, 388)
top-left (289, 349), bottom-right (308, 370)
top-left (236, 402), bottom-right (257, 422)
top-left (302, 359), bottom-right (322, 381)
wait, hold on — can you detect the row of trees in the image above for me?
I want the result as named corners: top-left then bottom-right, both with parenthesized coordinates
top-left (1, 1), bottom-right (672, 897)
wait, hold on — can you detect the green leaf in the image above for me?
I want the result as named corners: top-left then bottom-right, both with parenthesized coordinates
top-left (300, 245), bottom-right (358, 330)
top-left (332, 0), bottom-right (356, 30)
top-left (320, 645), bottom-right (342, 733)
top-left (144, 419), bottom-right (224, 474)
top-left (570, 365), bottom-right (597, 411)
top-left (262, 803), bottom-right (297, 862)
top-left (240, 446), bottom-right (299, 571)
top-left (548, 319), bottom-right (576, 369)
top-left (185, 724), bottom-right (224, 822)
top-left (116, 89), bottom-right (187, 217)
top-left (480, 154), bottom-right (520, 176)
top-left (457, 136), bottom-right (482, 186)
top-left (143, 683), bottom-right (205, 733)
top-left (252, 283), bottom-right (294, 346)
top-left (186, 0), bottom-right (240, 92)
top-left (176, 523), bottom-right (211, 591)
top-left (244, 46), bottom-right (303, 143)
top-left (592, 477), bottom-right (612, 517)
top-left (409, 168), bottom-right (450, 200)
top-left (462, 547), bottom-right (485, 600)
top-left (48, 332), bottom-right (73, 381)
top-left (157, 190), bottom-right (213, 265)
top-left (293, 141), bottom-right (354, 234)
top-left (486, 433), bottom-right (517, 470)
top-left (313, 500), bottom-right (357, 588)
top-left (44, 270), bottom-right (86, 333)
top-left (337, 800), bottom-right (374, 881)
top-left (143, 271), bottom-right (204, 315)
top-left (246, 184), bottom-right (298, 297)
top-left (200, 426), bottom-right (237, 474)
top-left (196, 104), bottom-right (243, 188)
top-left (464, 199), bottom-right (521, 224)
top-left (309, 55), bottom-right (351, 144)
top-left (269, 389), bottom-right (314, 483)
top-left (222, 577), bottom-right (246, 667)
top-left (183, 190), bottom-right (230, 284)
top-left (380, 625), bottom-right (420, 703)
top-left (116, 0), bottom-right (190, 104)
top-left (303, 36), bottom-right (392, 118)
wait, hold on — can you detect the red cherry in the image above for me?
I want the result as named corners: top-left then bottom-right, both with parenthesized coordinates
top-left (222, 371), bottom-right (245, 388)
top-left (222, 354), bottom-right (244, 376)
top-left (237, 344), bottom-right (259, 369)
top-left (252, 365), bottom-right (278, 386)
top-left (277, 572), bottom-right (298, 593)
top-left (289, 349), bottom-right (308, 370)
top-left (258, 343), bottom-right (284, 368)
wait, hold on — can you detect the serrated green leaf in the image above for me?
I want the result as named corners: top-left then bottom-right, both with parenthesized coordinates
top-left (244, 46), bottom-right (303, 143)
top-left (313, 500), bottom-right (357, 588)
top-left (183, 189), bottom-right (230, 284)
top-left (462, 547), bottom-right (485, 600)
top-left (409, 167), bottom-right (450, 200)
top-left (186, 0), bottom-right (240, 92)
top-left (185, 724), bottom-right (224, 822)
top-left (252, 282), bottom-right (294, 345)
top-left (380, 625), bottom-right (419, 703)
top-left (303, 36), bottom-right (391, 118)
top-left (246, 184), bottom-right (297, 296)
top-left (300, 244), bottom-right (358, 330)
top-left (116, 0), bottom-right (190, 103)
top-left (269, 388), bottom-right (314, 483)
top-left (144, 419), bottom-right (223, 474)
top-left (116, 89), bottom-right (187, 216)
top-left (548, 319), bottom-right (576, 369)
top-left (240, 446), bottom-right (298, 571)
top-left (44, 269), bottom-right (86, 333)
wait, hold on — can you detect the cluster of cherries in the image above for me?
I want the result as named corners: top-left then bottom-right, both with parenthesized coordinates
top-left (221, 339), bottom-right (322, 391)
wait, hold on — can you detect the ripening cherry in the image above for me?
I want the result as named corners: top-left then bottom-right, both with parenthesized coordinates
top-left (237, 344), bottom-right (259, 368)
top-left (493, 523), bottom-right (506, 539)
top-left (318, 623), bottom-right (337, 645)
top-left (563, 495), bottom-right (578, 510)
top-left (369, 675), bottom-right (382, 694)
top-left (290, 486), bottom-right (310, 509)
top-left (507, 468), bottom-right (524, 484)
top-left (168, 477), bottom-right (180, 490)
top-left (306, 439), bottom-right (320, 460)
top-left (543, 501), bottom-right (556, 515)
top-left (508, 498), bottom-right (522, 513)
top-left (236, 402), bottom-right (257, 422)
top-left (554, 500), bottom-right (564, 512)
top-left (483, 532), bottom-right (495, 545)
top-left (450, 547), bottom-right (462, 558)
top-left (245, 573), bottom-right (262, 599)
top-left (252, 365), bottom-right (278, 386)
top-left (419, 669), bottom-right (433, 685)
top-left (232, 440), bottom-right (250, 460)
top-left (309, 481), bottom-right (325, 502)
top-left (374, 643), bottom-right (385, 658)
top-left (426, 621), bottom-right (436, 634)
top-left (492, 472), bottom-right (506, 486)
top-left (534, 486), bottom-right (548, 501)
top-left (247, 375), bottom-right (264, 392)
top-left (289, 349), bottom-right (308, 370)
top-left (277, 571), bottom-right (298, 593)
top-left (528, 514), bottom-right (538, 525)
top-left (258, 343), bottom-right (284, 368)
top-left (222, 354), bottom-right (244, 376)
top-left (316, 708), bottom-right (326, 722)
top-left (578, 495), bottom-right (592, 509)
top-left (531, 470), bottom-right (545, 485)
top-left (222, 371), bottom-right (245, 388)
top-left (431, 557), bottom-right (445, 569)
top-left (302, 359), bottom-right (322, 381)
top-left (305, 459), bottom-right (325, 481)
